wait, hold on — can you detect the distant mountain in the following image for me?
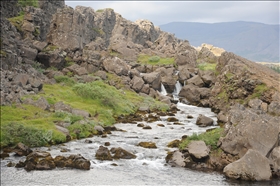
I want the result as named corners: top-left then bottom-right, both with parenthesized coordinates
top-left (159, 21), bottom-right (279, 62)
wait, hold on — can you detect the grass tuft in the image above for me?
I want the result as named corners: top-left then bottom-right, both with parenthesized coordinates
top-left (179, 127), bottom-right (224, 150)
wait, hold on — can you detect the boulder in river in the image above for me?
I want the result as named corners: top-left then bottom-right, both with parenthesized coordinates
top-left (95, 146), bottom-right (113, 161)
top-left (186, 141), bottom-right (210, 161)
top-left (223, 149), bottom-right (272, 181)
top-left (111, 147), bottom-right (137, 159)
top-left (13, 143), bottom-right (33, 156)
top-left (196, 114), bottom-right (214, 127)
top-left (138, 142), bottom-right (157, 149)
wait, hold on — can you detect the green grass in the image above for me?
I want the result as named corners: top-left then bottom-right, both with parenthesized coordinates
top-left (18, 0), bottom-right (38, 7)
top-left (1, 78), bottom-right (169, 148)
top-left (0, 50), bottom-right (7, 57)
top-left (54, 75), bottom-right (76, 86)
top-left (8, 12), bottom-right (25, 32)
top-left (42, 45), bottom-right (59, 53)
top-left (137, 54), bottom-right (174, 66)
top-left (179, 127), bottom-right (224, 150)
top-left (251, 83), bottom-right (269, 99)
top-left (197, 63), bottom-right (217, 71)
top-left (0, 105), bottom-right (66, 148)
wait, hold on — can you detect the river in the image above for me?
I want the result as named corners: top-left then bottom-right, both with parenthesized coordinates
top-left (1, 102), bottom-right (278, 185)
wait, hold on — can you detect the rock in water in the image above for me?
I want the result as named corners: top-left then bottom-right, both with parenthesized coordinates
top-left (95, 146), bottom-right (113, 160)
top-left (187, 141), bottom-right (210, 161)
top-left (223, 149), bottom-right (271, 181)
top-left (196, 114), bottom-right (214, 127)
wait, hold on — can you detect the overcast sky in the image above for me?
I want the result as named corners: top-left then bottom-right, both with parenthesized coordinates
top-left (65, 1), bottom-right (279, 26)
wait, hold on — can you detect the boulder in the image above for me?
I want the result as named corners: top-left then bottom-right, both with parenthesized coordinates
top-left (221, 104), bottom-right (280, 158)
top-left (24, 151), bottom-right (55, 171)
top-left (167, 139), bottom-right (181, 148)
top-left (130, 76), bottom-right (144, 92)
top-left (179, 84), bottom-right (200, 104)
top-left (186, 75), bottom-right (205, 87)
top-left (71, 109), bottom-right (90, 118)
top-left (65, 154), bottom-right (91, 170)
top-left (196, 114), bottom-right (214, 127)
top-left (138, 142), bottom-right (157, 149)
top-left (268, 101), bottom-right (280, 116)
top-left (168, 150), bottom-right (186, 167)
top-left (187, 141), bottom-right (210, 161)
top-left (95, 146), bottom-right (113, 161)
top-left (13, 143), bottom-right (33, 156)
top-left (111, 147), bottom-right (137, 159)
top-left (270, 146), bottom-right (280, 177)
top-left (223, 149), bottom-right (272, 181)
top-left (95, 71), bottom-right (107, 80)
top-left (54, 101), bottom-right (72, 113)
top-left (37, 51), bottom-right (65, 70)
top-left (142, 71), bottom-right (161, 90)
top-left (13, 74), bottom-right (30, 87)
top-left (103, 57), bottom-right (129, 76)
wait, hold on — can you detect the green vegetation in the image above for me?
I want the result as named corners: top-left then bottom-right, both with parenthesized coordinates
top-left (65, 56), bottom-right (75, 67)
top-left (225, 72), bottom-right (234, 82)
top-left (1, 73), bottom-right (168, 148)
top-left (96, 9), bottom-right (104, 13)
top-left (18, 0), bottom-right (38, 7)
top-left (54, 75), bottom-right (76, 86)
top-left (251, 83), bottom-right (269, 99)
top-left (197, 62), bottom-right (217, 71)
top-left (0, 105), bottom-right (66, 148)
top-left (93, 28), bottom-right (104, 35)
top-left (32, 61), bottom-right (45, 73)
top-left (270, 66), bottom-right (280, 74)
top-left (0, 50), bottom-right (7, 57)
top-left (33, 27), bottom-right (40, 37)
top-left (8, 12), bottom-right (25, 32)
top-left (42, 45), bottom-right (59, 53)
top-left (179, 127), bottom-right (224, 150)
top-left (137, 54), bottom-right (175, 66)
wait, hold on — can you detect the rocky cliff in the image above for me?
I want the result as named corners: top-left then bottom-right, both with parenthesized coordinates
top-left (1, 0), bottom-right (280, 181)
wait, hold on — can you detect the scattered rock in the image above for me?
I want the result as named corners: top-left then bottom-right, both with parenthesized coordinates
top-left (196, 114), bottom-right (214, 127)
top-left (95, 146), bottom-right (113, 161)
top-left (13, 143), bottom-right (33, 156)
top-left (111, 147), bottom-right (137, 159)
top-left (167, 140), bottom-right (181, 148)
top-left (138, 142), bottom-right (157, 149)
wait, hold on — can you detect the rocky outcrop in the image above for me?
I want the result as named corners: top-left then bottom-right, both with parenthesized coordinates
top-left (220, 104), bottom-right (280, 158)
top-left (223, 149), bottom-right (271, 181)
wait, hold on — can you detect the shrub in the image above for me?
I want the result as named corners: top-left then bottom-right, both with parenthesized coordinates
top-left (54, 75), bottom-right (76, 86)
top-left (179, 127), bottom-right (224, 150)
top-left (72, 81), bottom-right (136, 114)
top-left (149, 56), bottom-right (160, 63)
top-left (67, 122), bottom-right (97, 139)
top-left (1, 122), bottom-right (53, 147)
top-left (18, 0), bottom-right (38, 7)
top-left (137, 54), bottom-right (174, 66)
top-left (197, 63), bottom-right (217, 71)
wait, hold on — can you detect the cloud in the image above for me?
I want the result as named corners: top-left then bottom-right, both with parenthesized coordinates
top-left (65, 1), bottom-right (279, 25)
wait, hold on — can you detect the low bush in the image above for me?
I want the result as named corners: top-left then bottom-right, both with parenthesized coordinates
top-left (197, 63), bottom-right (217, 71)
top-left (54, 75), bottom-right (76, 86)
top-left (179, 127), bottom-right (224, 150)
top-left (137, 54), bottom-right (174, 66)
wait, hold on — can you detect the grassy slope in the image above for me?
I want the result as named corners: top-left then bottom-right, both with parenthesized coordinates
top-left (1, 77), bottom-right (168, 148)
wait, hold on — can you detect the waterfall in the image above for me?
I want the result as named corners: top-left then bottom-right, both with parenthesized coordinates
top-left (172, 81), bottom-right (182, 100)
top-left (160, 83), bottom-right (167, 96)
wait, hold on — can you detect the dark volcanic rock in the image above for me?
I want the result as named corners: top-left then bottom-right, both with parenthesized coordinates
top-left (95, 146), bottom-right (113, 161)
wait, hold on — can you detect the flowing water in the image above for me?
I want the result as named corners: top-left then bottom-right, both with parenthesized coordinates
top-left (1, 102), bottom-right (279, 185)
